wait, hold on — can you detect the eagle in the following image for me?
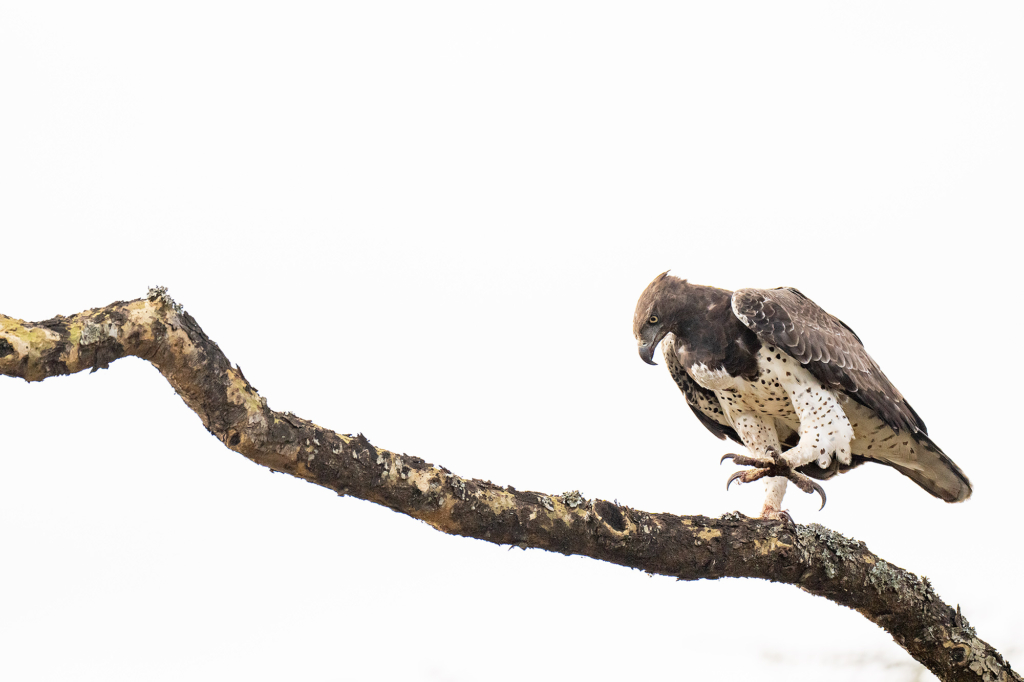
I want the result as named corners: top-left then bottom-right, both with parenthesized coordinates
top-left (633, 272), bottom-right (971, 518)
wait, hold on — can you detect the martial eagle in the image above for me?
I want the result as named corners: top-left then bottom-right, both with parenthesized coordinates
top-left (633, 272), bottom-right (971, 518)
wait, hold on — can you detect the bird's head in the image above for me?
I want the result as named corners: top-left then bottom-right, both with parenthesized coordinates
top-left (633, 271), bottom-right (687, 365)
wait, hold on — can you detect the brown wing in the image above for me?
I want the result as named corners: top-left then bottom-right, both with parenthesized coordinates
top-left (662, 335), bottom-right (742, 445)
top-left (731, 287), bottom-right (924, 436)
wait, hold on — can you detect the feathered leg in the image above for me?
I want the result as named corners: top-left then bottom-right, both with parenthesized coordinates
top-left (719, 412), bottom-right (826, 516)
top-left (762, 477), bottom-right (788, 518)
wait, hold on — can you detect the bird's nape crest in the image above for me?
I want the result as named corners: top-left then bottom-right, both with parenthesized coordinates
top-left (633, 272), bottom-right (686, 335)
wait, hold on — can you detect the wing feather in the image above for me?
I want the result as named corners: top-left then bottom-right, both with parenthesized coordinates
top-left (731, 287), bottom-right (924, 436)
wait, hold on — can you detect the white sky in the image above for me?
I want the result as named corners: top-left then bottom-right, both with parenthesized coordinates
top-left (1, 2), bottom-right (1022, 680)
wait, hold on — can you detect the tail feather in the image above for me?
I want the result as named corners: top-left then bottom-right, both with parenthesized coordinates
top-left (877, 431), bottom-right (972, 503)
top-left (840, 400), bottom-right (972, 502)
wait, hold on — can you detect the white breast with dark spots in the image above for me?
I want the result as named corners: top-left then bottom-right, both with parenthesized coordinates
top-left (690, 345), bottom-right (855, 469)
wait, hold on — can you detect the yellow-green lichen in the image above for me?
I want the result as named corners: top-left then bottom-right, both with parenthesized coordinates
top-left (697, 527), bottom-right (722, 541)
top-left (754, 535), bottom-right (793, 556)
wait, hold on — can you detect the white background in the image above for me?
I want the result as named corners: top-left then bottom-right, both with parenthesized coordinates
top-left (1, 3), bottom-right (1021, 680)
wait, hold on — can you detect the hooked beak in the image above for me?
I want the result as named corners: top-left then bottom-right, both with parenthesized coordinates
top-left (637, 326), bottom-right (668, 365)
top-left (637, 339), bottom-right (658, 365)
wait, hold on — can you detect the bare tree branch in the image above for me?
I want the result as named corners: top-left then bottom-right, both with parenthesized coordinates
top-left (0, 290), bottom-right (1016, 682)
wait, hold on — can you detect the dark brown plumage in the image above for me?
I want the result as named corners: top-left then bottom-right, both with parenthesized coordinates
top-left (634, 272), bottom-right (972, 513)
top-left (731, 287), bottom-right (923, 436)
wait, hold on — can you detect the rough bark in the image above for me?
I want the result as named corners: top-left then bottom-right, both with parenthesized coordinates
top-left (0, 289), bottom-right (1016, 682)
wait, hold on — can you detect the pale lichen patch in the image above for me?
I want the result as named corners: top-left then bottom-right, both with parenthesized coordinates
top-left (79, 320), bottom-right (118, 346)
top-left (754, 535), bottom-right (793, 556)
top-left (225, 374), bottom-right (264, 414)
top-left (560, 490), bottom-right (587, 508)
top-left (450, 477), bottom-right (467, 500)
top-left (475, 488), bottom-right (518, 515)
top-left (867, 560), bottom-right (904, 599)
top-left (408, 468), bottom-right (437, 495)
top-left (0, 326), bottom-right (31, 359)
top-left (127, 302), bottom-right (168, 330)
top-left (11, 324), bottom-right (62, 364)
top-left (697, 527), bottom-right (722, 541)
top-left (796, 523), bottom-right (865, 580)
top-left (147, 285), bottom-right (184, 314)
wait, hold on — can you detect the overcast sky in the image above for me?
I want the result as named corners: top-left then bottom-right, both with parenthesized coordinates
top-left (1, 3), bottom-right (1022, 681)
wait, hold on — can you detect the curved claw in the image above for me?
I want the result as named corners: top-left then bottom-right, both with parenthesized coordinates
top-left (722, 449), bottom-right (827, 510)
top-left (810, 480), bottom-right (827, 511)
top-left (789, 473), bottom-right (828, 510)
top-left (725, 470), bottom-right (746, 491)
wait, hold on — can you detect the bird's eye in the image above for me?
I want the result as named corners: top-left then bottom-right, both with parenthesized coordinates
top-left (648, 315), bottom-right (659, 324)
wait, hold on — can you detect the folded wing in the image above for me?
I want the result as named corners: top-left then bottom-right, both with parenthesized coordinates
top-left (731, 286), bottom-right (922, 435)
top-left (731, 287), bottom-right (971, 502)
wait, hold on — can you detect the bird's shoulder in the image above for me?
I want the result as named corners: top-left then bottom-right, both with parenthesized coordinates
top-left (729, 286), bottom-right (925, 435)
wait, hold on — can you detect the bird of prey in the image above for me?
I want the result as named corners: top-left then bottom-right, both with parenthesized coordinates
top-left (633, 272), bottom-right (971, 518)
